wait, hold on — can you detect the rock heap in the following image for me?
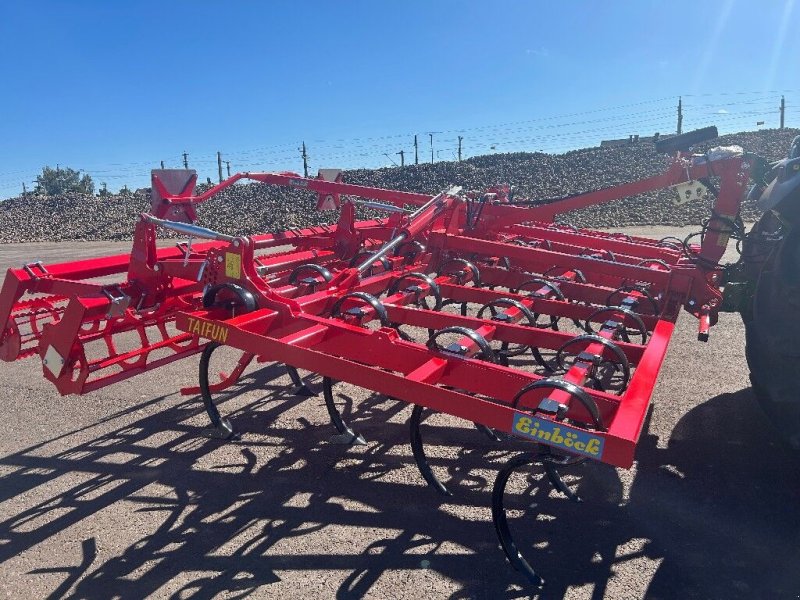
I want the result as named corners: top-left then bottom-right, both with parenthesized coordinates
top-left (1, 128), bottom-right (796, 243)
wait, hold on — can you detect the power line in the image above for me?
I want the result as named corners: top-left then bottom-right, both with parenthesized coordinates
top-left (0, 103), bottom-right (687, 183)
top-left (2, 91), bottom-right (797, 198)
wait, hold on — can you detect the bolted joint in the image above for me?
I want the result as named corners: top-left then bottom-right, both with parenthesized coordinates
top-left (537, 397), bottom-right (569, 420)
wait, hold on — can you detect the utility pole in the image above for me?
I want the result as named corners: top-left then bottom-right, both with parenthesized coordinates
top-left (397, 150), bottom-right (405, 167)
top-left (182, 151), bottom-right (189, 169)
top-left (160, 160), bottom-right (165, 169)
top-left (429, 133), bottom-right (434, 164)
top-left (414, 135), bottom-right (419, 165)
top-left (677, 97), bottom-right (683, 135)
top-left (217, 151), bottom-right (223, 183)
top-left (225, 161), bottom-right (231, 177)
top-left (22, 182), bottom-right (26, 195)
top-left (301, 141), bottom-right (309, 177)
top-left (458, 136), bottom-right (463, 161)
top-left (780, 95), bottom-right (785, 129)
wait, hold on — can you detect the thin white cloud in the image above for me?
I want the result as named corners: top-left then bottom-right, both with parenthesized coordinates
top-left (526, 47), bottom-right (549, 58)
top-left (717, 109), bottom-right (729, 114)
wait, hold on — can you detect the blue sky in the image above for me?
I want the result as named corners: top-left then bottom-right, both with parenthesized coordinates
top-left (0, 0), bottom-right (798, 197)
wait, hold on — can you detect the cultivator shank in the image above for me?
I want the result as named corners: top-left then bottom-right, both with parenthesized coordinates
top-left (0, 128), bottom-right (757, 585)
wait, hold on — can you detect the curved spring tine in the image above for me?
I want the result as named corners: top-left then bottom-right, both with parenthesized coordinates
top-left (198, 342), bottom-right (238, 440)
top-left (492, 453), bottom-right (545, 587)
top-left (196, 285), bottom-right (259, 440)
top-left (322, 376), bottom-right (366, 445)
top-left (441, 298), bottom-right (469, 317)
top-left (492, 451), bottom-right (583, 587)
top-left (330, 291), bottom-right (390, 327)
top-left (413, 326), bottom-right (499, 494)
top-left (498, 346), bottom-right (510, 367)
top-left (392, 325), bottom-right (415, 341)
top-left (411, 405), bottom-right (504, 495)
top-left (477, 298), bottom-right (538, 358)
top-left (543, 461), bottom-right (582, 502)
top-left (410, 405), bottom-right (453, 496)
top-left (530, 346), bottom-right (556, 373)
top-left (285, 365), bottom-right (315, 396)
top-left (474, 422), bottom-right (504, 442)
top-left (554, 334), bottom-right (631, 395)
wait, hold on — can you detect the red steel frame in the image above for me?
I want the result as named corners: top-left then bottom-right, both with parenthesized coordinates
top-left (0, 148), bottom-right (751, 471)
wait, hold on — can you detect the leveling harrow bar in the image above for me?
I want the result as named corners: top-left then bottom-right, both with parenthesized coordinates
top-left (1, 126), bottom-right (782, 585)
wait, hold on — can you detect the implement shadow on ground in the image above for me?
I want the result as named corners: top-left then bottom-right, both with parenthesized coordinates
top-left (0, 363), bottom-right (798, 599)
top-left (635, 386), bottom-right (800, 600)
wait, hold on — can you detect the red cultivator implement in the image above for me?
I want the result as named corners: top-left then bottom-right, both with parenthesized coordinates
top-left (2, 127), bottom-right (796, 585)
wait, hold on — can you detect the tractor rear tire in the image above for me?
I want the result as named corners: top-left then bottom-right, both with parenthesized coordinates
top-left (744, 215), bottom-right (800, 449)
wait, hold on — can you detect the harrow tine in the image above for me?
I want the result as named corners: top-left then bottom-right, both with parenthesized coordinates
top-left (474, 422), bottom-right (504, 442)
top-left (476, 297), bottom-right (538, 360)
top-left (285, 365), bottom-right (316, 396)
top-left (543, 460), bottom-right (582, 502)
top-left (491, 450), bottom-right (584, 588)
top-left (410, 405), bottom-right (453, 496)
top-left (198, 342), bottom-right (239, 440)
top-left (201, 417), bottom-right (236, 440)
top-left (530, 346), bottom-right (557, 373)
top-left (438, 258), bottom-right (482, 316)
top-left (411, 326), bottom-right (501, 494)
top-left (441, 298), bottom-right (469, 317)
top-left (322, 376), bottom-right (367, 445)
top-left (411, 408), bottom-right (506, 495)
top-left (492, 452), bottom-right (547, 587)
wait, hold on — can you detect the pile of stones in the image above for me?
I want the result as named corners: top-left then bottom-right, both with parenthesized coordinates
top-left (1, 128), bottom-right (796, 243)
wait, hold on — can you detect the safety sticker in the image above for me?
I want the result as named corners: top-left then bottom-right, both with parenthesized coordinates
top-left (225, 252), bottom-right (241, 279)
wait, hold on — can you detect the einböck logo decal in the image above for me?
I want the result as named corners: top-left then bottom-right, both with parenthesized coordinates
top-left (511, 413), bottom-right (604, 459)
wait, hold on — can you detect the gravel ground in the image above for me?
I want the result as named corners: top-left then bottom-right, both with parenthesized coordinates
top-left (1, 229), bottom-right (800, 600)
